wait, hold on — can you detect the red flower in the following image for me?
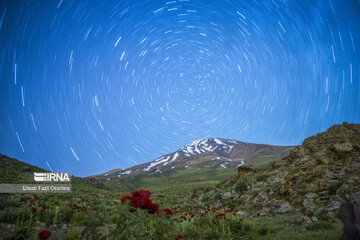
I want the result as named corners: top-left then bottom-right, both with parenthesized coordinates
top-left (131, 191), bottom-right (142, 199)
top-left (257, 213), bottom-right (261, 216)
top-left (38, 230), bottom-right (51, 239)
top-left (121, 195), bottom-right (139, 208)
top-left (138, 198), bottom-right (152, 209)
top-left (30, 208), bottom-right (37, 213)
top-left (163, 208), bottom-right (173, 216)
top-left (121, 195), bottom-right (132, 204)
top-left (174, 234), bottom-right (184, 240)
top-left (114, 201), bottom-right (118, 205)
top-left (147, 203), bottom-right (159, 214)
top-left (139, 189), bottom-right (151, 199)
top-left (34, 195), bottom-right (39, 201)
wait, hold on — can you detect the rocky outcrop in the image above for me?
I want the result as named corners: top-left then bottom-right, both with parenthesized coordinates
top-left (192, 123), bottom-right (360, 224)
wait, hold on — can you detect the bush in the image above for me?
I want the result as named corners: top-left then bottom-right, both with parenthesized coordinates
top-left (256, 174), bottom-right (268, 182)
top-left (328, 181), bottom-right (343, 195)
top-left (235, 182), bottom-right (247, 192)
top-left (306, 221), bottom-right (335, 231)
top-left (201, 195), bottom-right (210, 203)
top-left (214, 193), bottom-right (222, 200)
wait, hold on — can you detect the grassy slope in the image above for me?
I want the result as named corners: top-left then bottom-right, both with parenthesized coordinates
top-left (102, 148), bottom-right (291, 193)
top-left (0, 154), bottom-right (107, 193)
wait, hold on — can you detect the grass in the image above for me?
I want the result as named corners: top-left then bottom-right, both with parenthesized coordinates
top-left (0, 188), bottom-right (343, 239)
top-left (104, 166), bottom-right (238, 194)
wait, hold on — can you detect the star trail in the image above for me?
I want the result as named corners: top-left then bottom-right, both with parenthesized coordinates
top-left (0, 0), bottom-right (359, 177)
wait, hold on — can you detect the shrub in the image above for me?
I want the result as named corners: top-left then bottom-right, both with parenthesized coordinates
top-left (328, 181), bottom-right (343, 195)
top-left (201, 195), bottom-right (210, 203)
top-left (235, 182), bottom-right (247, 192)
top-left (256, 174), bottom-right (268, 182)
top-left (306, 221), bottom-right (335, 231)
top-left (214, 193), bottom-right (222, 200)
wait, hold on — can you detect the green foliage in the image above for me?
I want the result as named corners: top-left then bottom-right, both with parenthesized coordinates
top-left (214, 192), bottom-right (222, 200)
top-left (306, 221), bottom-right (336, 231)
top-left (256, 174), bottom-right (269, 182)
top-left (201, 195), bottom-right (210, 203)
top-left (235, 182), bottom-right (247, 192)
top-left (328, 181), bottom-right (343, 195)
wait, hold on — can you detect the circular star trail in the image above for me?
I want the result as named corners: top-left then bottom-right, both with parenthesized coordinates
top-left (0, 0), bottom-right (359, 176)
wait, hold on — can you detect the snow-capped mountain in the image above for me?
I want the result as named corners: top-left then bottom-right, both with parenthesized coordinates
top-left (88, 138), bottom-right (293, 180)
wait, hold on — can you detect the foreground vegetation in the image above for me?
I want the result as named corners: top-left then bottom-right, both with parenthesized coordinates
top-left (0, 188), bottom-right (342, 239)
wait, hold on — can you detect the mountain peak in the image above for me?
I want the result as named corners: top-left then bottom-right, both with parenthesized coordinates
top-left (180, 138), bottom-right (238, 156)
top-left (88, 138), bottom-right (293, 180)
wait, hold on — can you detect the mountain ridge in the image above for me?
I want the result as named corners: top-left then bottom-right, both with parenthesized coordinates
top-left (88, 138), bottom-right (293, 180)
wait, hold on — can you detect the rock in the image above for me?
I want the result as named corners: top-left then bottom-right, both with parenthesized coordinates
top-left (304, 192), bottom-right (318, 199)
top-left (311, 216), bottom-right (318, 222)
top-left (334, 142), bottom-right (353, 152)
top-left (253, 191), bottom-right (269, 205)
top-left (61, 224), bottom-right (68, 233)
top-left (339, 200), bottom-right (360, 240)
top-left (236, 210), bottom-right (247, 216)
top-left (267, 172), bottom-right (288, 183)
top-left (304, 208), bottom-right (314, 217)
top-left (271, 201), bottom-right (293, 214)
top-left (326, 201), bottom-right (342, 212)
top-left (303, 198), bottom-right (317, 210)
top-left (318, 190), bottom-right (330, 200)
top-left (295, 215), bottom-right (312, 226)
top-left (222, 192), bottom-right (232, 200)
top-left (315, 208), bottom-right (337, 222)
top-left (231, 190), bottom-right (239, 199)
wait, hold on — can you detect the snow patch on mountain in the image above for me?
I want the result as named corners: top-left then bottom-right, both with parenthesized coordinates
top-left (180, 138), bottom-right (235, 156)
top-left (118, 170), bottom-right (131, 177)
top-left (163, 152), bottom-right (180, 166)
top-left (220, 162), bottom-right (228, 168)
top-left (141, 138), bottom-right (239, 172)
top-left (143, 155), bottom-right (170, 171)
top-left (236, 159), bottom-right (245, 167)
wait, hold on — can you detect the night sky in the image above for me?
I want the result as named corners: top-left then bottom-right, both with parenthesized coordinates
top-left (0, 0), bottom-right (359, 177)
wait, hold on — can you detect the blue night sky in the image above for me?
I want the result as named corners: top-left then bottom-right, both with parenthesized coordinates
top-left (0, 0), bottom-right (359, 177)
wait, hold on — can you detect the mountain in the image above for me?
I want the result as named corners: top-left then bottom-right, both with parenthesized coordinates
top-left (88, 138), bottom-right (293, 180)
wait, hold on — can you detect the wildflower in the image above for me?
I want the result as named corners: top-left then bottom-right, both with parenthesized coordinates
top-left (121, 195), bottom-right (138, 207)
top-left (139, 189), bottom-right (151, 199)
top-left (114, 201), bottom-right (118, 204)
top-left (147, 203), bottom-right (159, 214)
top-left (163, 208), bottom-right (173, 216)
top-left (174, 234), bottom-right (184, 240)
top-left (257, 213), bottom-right (261, 216)
top-left (34, 195), bottom-right (39, 201)
top-left (131, 191), bottom-right (142, 199)
top-left (138, 198), bottom-right (152, 209)
top-left (30, 208), bottom-right (37, 213)
top-left (38, 230), bottom-right (51, 239)
top-left (121, 195), bottom-right (132, 204)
